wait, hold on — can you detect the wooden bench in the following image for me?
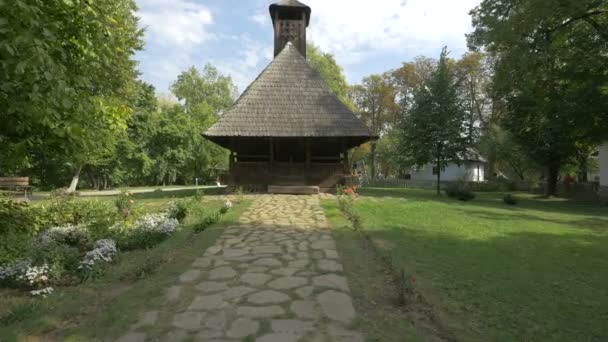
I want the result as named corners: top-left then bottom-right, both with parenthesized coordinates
top-left (0, 177), bottom-right (33, 198)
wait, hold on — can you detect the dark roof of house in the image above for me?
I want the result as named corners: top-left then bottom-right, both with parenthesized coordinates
top-left (269, 0), bottom-right (311, 26)
top-left (204, 43), bottom-right (373, 140)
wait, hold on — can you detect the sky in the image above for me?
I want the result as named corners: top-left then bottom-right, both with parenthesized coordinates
top-left (135, 0), bottom-right (482, 95)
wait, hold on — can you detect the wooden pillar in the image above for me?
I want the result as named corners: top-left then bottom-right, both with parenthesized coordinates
top-left (305, 139), bottom-right (311, 169)
top-left (269, 137), bottom-right (274, 170)
top-left (342, 141), bottom-right (349, 174)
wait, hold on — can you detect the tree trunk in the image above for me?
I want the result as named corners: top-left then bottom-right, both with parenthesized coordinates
top-left (577, 157), bottom-right (588, 182)
top-left (545, 164), bottom-right (560, 197)
top-left (68, 165), bottom-right (83, 193)
top-left (370, 142), bottom-right (377, 180)
top-left (436, 159), bottom-right (441, 196)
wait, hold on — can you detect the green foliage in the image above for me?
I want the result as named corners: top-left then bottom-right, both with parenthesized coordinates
top-left (397, 48), bottom-right (469, 194)
top-left (445, 182), bottom-right (476, 201)
top-left (503, 194), bottom-right (518, 205)
top-left (194, 211), bottom-right (222, 233)
top-left (167, 200), bottom-right (189, 223)
top-left (114, 190), bottom-right (135, 219)
top-left (468, 0), bottom-right (608, 195)
top-left (0, 200), bottom-right (46, 236)
top-left (0, 233), bottom-right (33, 266)
top-left (0, 0), bottom-right (143, 177)
top-left (46, 198), bottom-right (118, 237)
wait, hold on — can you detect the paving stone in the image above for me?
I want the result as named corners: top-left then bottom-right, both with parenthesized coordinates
top-left (131, 310), bottom-right (158, 329)
top-left (312, 274), bottom-right (350, 292)
top-left (172, 311), bottom-right (203, 330)
top-left (248, 290), bottom-right (290, 304)
top-left (237, 305), bottom-right (286, 318)
top-left (196, 281), bottom-right (229, 293)
top-left (290, 300), bottom-right (317, 319)
top-left (267, 276), bottom-right (308, 290)
top-left (271, 319), bottom-right (314, 333)
top-left (195, 329), bottom-right (223, 340)
top-left (269, 267), bottom-right (299, 277)
top-left (115, 332), bottom-right (146, 342)
top-left (324, 249), bottom-right (339, 259)
top-left (163, 330), bottom-right (189, 342)
top-left (288, 259), bottom-right (309, 269)
top-left (223, 286), bottom-right (256, 300)
top-left (317, 290), bottom-right (356, 323)
top-left (205, 245), bottom-right (222, 256)
top-left (241, 273), bottom-right (273, 286)
top-left (166, 285), bottom-right (182, 302)
top-left (204, 311), bottom-right (227, 330)
top-left (294, 286), bottom-right (315, 299)
top-left (256, 333), bottom-right (300, 342)
top-left (179, 269), bottom-right (201, 283)
top-left (317, 259), bottom-right (343, 272)
top-left (223, 249), bottom-right (250, 258)
top-left (209, 266), bottom-right (237, 280)
top-left (252, 258), bottom-right (283, 267)
top-left (189, 294), bottom-right (227, 311)
top-left (226, 318), bottom-right (260, 338)
top-left (192, 257), bottom-right (213, 268)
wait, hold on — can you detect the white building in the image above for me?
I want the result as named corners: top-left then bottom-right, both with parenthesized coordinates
top-left (600, 142), bottom-right (608, 192)
top-left (407, 151), bottom-right (486, 182)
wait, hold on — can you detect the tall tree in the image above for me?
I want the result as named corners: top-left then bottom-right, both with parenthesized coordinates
top-left (350, 73), bottom-right (398, 179)
top-left (0, 0), bottom-right (143, 190)
top-left (170, 65), bottom-right (237, 184)
top-left (398, 48), bottom-right (467, 195)
top-left (469, 0), bottom-right (608, 195)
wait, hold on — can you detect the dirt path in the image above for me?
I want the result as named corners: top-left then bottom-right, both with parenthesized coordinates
top-left (116, 195), bottom-right (363, 342)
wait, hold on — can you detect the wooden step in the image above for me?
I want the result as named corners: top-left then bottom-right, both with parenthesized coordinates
top-left (268, 185), bottom-right (320, 195)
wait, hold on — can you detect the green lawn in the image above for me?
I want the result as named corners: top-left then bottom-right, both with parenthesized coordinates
top-left (323, 188), bottom-right (608, 342)
top-left (0, 192), bottom-right (251, 341)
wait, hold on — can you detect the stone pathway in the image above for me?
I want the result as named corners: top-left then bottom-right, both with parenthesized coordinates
top-left (117, 195), bottom-right (363, 342)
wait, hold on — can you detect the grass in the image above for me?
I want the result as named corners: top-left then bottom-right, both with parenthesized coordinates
top-left (323, 188), bottom-right (608, 342)
top-left (0, 192), bottom-right (251, 341)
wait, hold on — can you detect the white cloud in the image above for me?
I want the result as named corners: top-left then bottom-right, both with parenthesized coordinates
top-left (213, 37), bottom-right (272, 93)
top-left (138, 0), bottom-right (214, 47)
top-left (303, 0), bottom-right (480, 65)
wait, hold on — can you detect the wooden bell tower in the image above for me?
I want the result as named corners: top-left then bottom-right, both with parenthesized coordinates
top-left (269, 0), bottom-right (311, 58)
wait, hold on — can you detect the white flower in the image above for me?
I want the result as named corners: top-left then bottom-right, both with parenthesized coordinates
top-left (30, 287), bottom-right (54, 297)
top-left (36, 223), bottom-right (88, 246)
top-left (224, 200), bottom-right (233, 210)
top-left (131, 213), bottom-right (180, 235)
top-left (79, 239), bottom-right (118, 270)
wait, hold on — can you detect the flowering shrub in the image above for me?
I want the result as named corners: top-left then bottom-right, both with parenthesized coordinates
top-left (220, 200), bottom-right (233, 214)
top-left (79, 239), bottom-right (118, 278)
top-left (0, 259), bottom-right (53, 294)
top-left (113, 213), bottom-right (179, 250)
top-left (167, 200), bottom-right (189, 223)
top-left (36, 224), bottom-right (92, 251)
top-left (336, 185), bottom-right (360, 228)
top-left (115, 190), bottom-right (135, 219)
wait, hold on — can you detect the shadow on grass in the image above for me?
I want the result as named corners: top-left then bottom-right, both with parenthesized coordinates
top-left (360, 187), bottom-right (608, 219)
top-left (131, 187), bottom-right (227, 200)
top-left (366, 223), bottom-right (608, 341)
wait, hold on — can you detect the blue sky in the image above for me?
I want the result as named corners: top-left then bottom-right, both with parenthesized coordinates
top-left (135, 0), bottom-right (482, 95)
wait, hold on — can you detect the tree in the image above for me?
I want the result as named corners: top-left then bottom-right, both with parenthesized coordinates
top-left (468, 0), bottom-right (608, 195)
top-left (170, 65), bottom-right (237, 184)
top-left (350, 73), bottom-right (398, 179)
top-left (397, 48), bottom-right (468, 195)
top-left (307, 44), bottom-right (353, 109)
top-left (0, 0), bottom-right (143, 191)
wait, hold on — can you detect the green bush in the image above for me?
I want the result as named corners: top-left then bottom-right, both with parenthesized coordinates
top-left (45, 198), bottom-right (118, 238)
top-left (194, 211), bottom-right (222, 233)
top-left (445, 182), bottom-right (476, 201)
top-left (0, 200), bottom-right (47, 236)
top-left (503, 194), bottom-right (518, 205)
top-left (0, 233), bottom-right (34, 266)
top-left (168, 200), bottom-right (189, 223)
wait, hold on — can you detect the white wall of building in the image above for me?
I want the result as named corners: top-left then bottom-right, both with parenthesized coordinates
top-left (600, 142), bottom-right (608, 187)
top-left (409, 161), bottom-right (485, 182)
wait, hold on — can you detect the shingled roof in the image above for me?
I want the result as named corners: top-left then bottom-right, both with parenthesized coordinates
top-left (204, 43), bottom-right (373, 141)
